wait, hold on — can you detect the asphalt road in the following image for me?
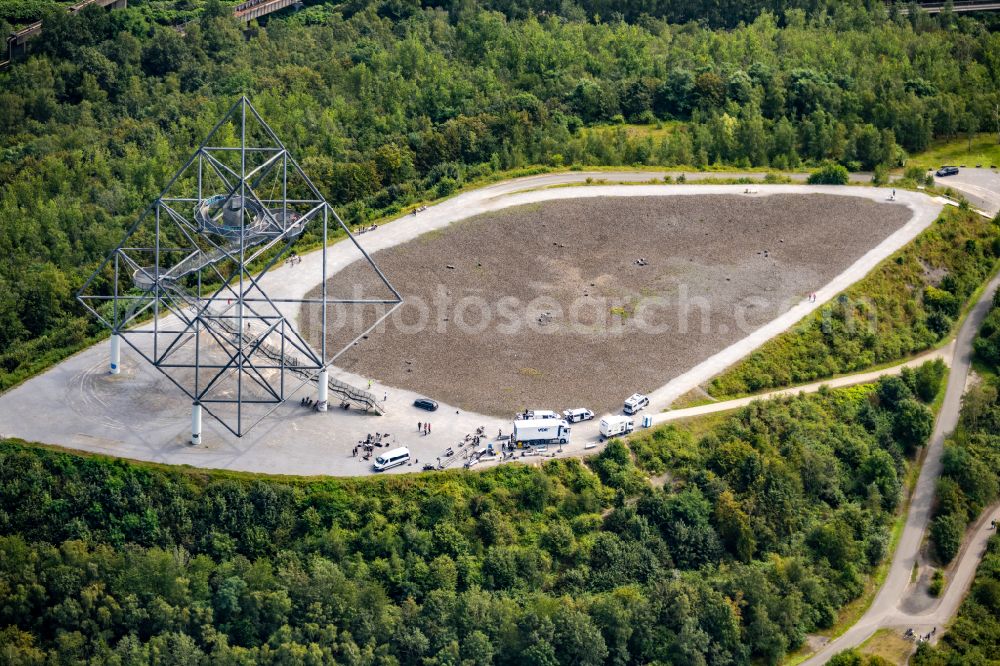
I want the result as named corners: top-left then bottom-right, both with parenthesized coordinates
top-left (801, 269), bottom-right (1000, 665)
top-left (934, 167), bottom-right (1000, 216)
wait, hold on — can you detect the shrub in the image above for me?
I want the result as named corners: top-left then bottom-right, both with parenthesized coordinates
top-left (901, 359), bottom-right (947, 403)
top-left (871, 163), bottom-right (889, 186)
top-left (929, 568), bottom-right (945, 597)
top-left (904, 165), bottom-right (931, 185)
top-left (923, 286), bottom-right (960, 318)
top-left (931, 512), bottom-right (965, 563)
top-left (892, 399), bottom-right (933, 453)
top-left (808, 163), bottom-right (850, 184)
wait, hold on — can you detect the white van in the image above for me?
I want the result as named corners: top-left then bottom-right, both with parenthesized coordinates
top-left (518, 409), bottom-right (560, 420)
top-left (623, 393), bottom-right (649, 415)
top-left (373, 446), bottom-right (410, 472)
top-left (563, 408), bottom-right (595, 423)
top-left (600, 416), bottom-right (634, 440)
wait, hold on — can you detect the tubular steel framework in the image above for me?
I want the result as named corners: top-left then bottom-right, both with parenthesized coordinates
top-left (78, 97), bottom-right (402, 438)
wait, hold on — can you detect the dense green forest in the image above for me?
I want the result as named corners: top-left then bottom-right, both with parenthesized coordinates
top-left (708, 208), bottom-right (1000, 398)
top-left (0, 364), bottom-right (942, 664)
top-left (1, 0), bottom-right (1000, 388)
top-left (911, 533), bottom-right (1000, 666)
top-left (0, 1), bottom-right (973, 31)
top-left (928, 287), bottom-right (1000, 563)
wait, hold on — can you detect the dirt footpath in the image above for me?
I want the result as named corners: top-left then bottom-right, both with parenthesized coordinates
top-left (303, 194), bottom-right (910, 416)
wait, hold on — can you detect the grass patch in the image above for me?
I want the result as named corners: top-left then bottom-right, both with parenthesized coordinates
top-left (860, 628), bottom-right (916, 664)
top-left (907, 133), bottom-right (1000, 171)
top-left (669, 387), bottom-right (718, 409)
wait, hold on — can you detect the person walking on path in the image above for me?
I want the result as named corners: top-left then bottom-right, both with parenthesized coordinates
top-left (418, 422), bottom-right (422, 433)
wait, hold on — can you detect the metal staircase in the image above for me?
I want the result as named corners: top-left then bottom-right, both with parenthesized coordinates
top-left (155, 279), bottom-right (384, 413)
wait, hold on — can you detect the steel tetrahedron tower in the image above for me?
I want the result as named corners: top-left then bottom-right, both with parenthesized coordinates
top-left (78, 97), bottom-right (402, 441)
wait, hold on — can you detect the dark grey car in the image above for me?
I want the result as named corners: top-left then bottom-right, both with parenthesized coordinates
top-left (414, 398), bottom-right (439, 411)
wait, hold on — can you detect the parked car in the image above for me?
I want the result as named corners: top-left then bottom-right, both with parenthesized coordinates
top-left (936, 166), bottom-right (959, 177)
top-left (413, 398), bottom-right (439, 411)
top-left (623, 393), bottom-right (649, 415)
top-left (563, 408), bottom-right (595, 423)
top-left (373, 447), bottom-right (410, 472)
top-left (517, 409), bottom-right (560, 420)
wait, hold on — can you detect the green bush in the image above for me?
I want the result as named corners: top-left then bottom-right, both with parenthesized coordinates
top-left (808, 163), bottom-right (850, 185)
top-left (901, 358), bottom-right (947, 403)
top-left (871, 163), bottom-right (889, 186)
top-left (929, 569), bottom-right (945, 597)
top-left (931, 512), bottom-right (965, 563)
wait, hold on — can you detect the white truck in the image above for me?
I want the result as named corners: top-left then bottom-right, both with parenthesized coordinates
top-left (600, 416), bottom-right (634, 440)
top-left (513, 418), bottom-right (571, 447)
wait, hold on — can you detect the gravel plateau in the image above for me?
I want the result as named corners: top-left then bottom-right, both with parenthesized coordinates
top-left (303, 194), bottom-right (910, 416)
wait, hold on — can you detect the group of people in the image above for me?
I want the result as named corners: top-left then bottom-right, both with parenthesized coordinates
top-left (353, 432), bottom-right (390, 460)
top-left (355, 224), bottom-right (378, 234)
top-left (807, 293), bottom-right (818, 303)
top-left (905, 627), bottom-right (935, 642)
top-left (411, 205), bottom-right (429, 216)
top-left (462, 426), bottom-right (486, 447)
top-left (284, 254), bottom-right (302, 266)
top-left (418, 421), bottom-right (432, 435)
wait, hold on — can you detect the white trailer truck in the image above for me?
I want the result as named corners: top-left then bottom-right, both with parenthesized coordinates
top-left (513, 418), bottom-right (572, 447)
top-left (600, 415), bottom-right (634, 440)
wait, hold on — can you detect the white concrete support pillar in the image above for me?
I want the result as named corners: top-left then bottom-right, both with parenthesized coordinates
top-left (317, 369), bottom-right (329, 412)
top-left (109, 333), bottom-right (121, 375)
top-left (191, 402), bottom-right (202, 445)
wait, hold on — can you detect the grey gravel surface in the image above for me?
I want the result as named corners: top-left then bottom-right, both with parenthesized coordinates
top-left (308, 194), bottom-right (910, 416)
